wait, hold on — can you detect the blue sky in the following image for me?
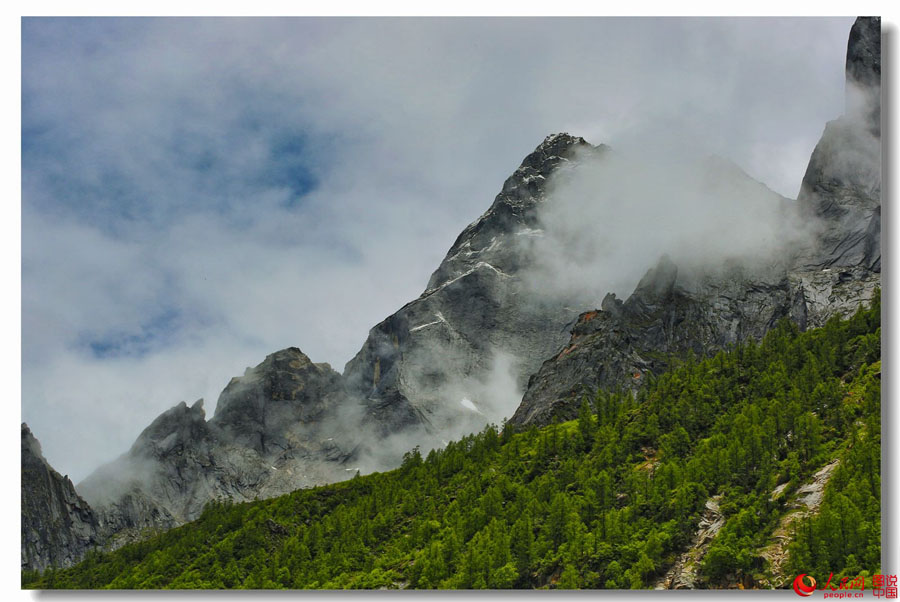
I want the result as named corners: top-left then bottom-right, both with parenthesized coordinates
top-left (20, 17), bottom-right (855, 481)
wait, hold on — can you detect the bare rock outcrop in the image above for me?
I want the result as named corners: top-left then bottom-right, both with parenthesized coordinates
top-left (655, 496), bottom-right (725, 589)
top-left (21, 424), bottom-right (101, 572)
top-left (78, 348), bottom-right (362, 535)
top-left (758, 459), bottom-right (841, 587)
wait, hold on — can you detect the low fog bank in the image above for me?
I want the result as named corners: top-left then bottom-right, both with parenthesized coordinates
top-left (519, 145), bottom-right (821, 307)
top-left (362, 348), bottom-right (525, 468)
top-left (805, 79), bottom-right (881, 202)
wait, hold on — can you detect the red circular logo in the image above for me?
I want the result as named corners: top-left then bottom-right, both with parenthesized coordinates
top-left (793, 574), bottom-right (817, 596)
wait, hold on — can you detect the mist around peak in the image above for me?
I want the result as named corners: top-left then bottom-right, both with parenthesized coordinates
top-left (518, 144), bottom-right (817, 309)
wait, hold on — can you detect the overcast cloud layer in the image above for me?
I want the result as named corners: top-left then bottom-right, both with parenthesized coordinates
top-left (22, 17), bottom-right (854, 481)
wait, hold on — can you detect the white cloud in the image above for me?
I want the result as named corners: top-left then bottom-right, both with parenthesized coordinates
top-left (21, 17), bottom-right (856, 480)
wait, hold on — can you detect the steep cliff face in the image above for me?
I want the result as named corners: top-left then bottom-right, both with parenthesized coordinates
top-left (21, 424), bottom-right (101, 572)
top-left (845, 16), bottom-right (881, 136)
top-left (511, 258), bottom-right (807, 425)
top-left (78, 348), bottom-right (360, 536)
top-left (764, 18), bottom-right (881, 316)
top-left (795, 17), bottom-right (880, 274)
top-left (510, 17), bottom-right (881, 427)
top-left (343, 134), bottom-right (608, 438)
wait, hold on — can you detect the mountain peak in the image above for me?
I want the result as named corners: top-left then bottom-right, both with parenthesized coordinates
top-left (846, 17), bottom-right (880, 134)
top-left (209, 345), bottom-right (348, 454)
top-left (21, 423), bottom-right (44, 462)
top-left (128, 398), bottom-right (210, 459)
top-left (517, 132), bottom-right (600, 173)
top-left (629, 254), bottom-right (679, 303)
top-left (538, 132), bottom-right (587, 151)
top-left (796, 16), bottom-right (880, 270)
top-left (847, 17), bottom-right (880, 91)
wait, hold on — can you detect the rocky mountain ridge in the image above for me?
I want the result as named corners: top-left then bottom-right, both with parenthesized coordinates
top-left (75, 347), bottom-right (362, 542)
top-left (509, 16), bottom-right (880, 427)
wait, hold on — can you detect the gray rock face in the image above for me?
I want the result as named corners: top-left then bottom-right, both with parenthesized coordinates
top-left (789, 16), bottom-right (881, 315)
top-left (797, 19), bottom-right (880, 273)
top-left (78, 348), bottom-right (361, 539)
top-left (757, 459), bottom-right (842, 588)
top-left (510, 259), bottom-right (805, 425)
top-left (509, 18), bottom-right (881, 427)
top-left (212, 348), bottom-right (352, 456)
top-left (845, 17), bottom-right (881, 135)
top-left (343, 134), bottom-right (608, 439)
top-left (655, 495), bottom-right (725, 589)
top-left (21, 424), bottom-right (101, 572)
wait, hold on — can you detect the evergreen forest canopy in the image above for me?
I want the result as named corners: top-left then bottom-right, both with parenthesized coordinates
top-left (23, 295), bottom-right (881, 590)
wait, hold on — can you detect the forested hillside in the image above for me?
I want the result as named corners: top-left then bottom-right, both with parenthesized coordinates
top-left (23, 296), bottom-right (881, 590)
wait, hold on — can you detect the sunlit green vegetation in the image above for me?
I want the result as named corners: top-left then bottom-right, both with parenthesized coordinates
top-left (23, 295), bottom-right (881, 589)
